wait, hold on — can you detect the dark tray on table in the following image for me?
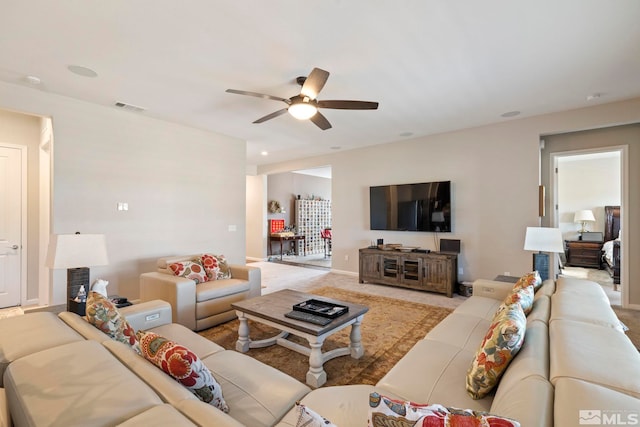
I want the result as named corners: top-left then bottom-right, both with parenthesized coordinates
top-left (292, 299), bottom-right (349, 319)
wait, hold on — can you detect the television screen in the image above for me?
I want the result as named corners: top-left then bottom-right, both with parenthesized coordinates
top-left (369, 181), bottom-right (451, 232)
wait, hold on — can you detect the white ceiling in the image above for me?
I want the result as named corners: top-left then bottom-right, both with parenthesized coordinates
top-left (2, 1), bottom-right (639, 168)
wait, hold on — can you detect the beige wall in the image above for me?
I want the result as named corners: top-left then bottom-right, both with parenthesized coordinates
top-left (256, 97), bottom-right (640, 307)
top-left (246, 174), bottom-right (267, 260)
top-left (0, 81), bottom-right (248, 306)
top-left (542, 123), bottom-right (640, 306)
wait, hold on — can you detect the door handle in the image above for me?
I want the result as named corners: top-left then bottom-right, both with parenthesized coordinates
top-left (10, 245), bottom-right (19, 250)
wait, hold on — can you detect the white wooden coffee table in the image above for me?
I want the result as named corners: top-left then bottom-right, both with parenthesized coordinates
top-left (231, 289), bottom-right (369, 388)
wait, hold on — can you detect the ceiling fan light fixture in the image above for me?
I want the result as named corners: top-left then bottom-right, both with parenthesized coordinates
top-left (288, 96), bottom-right (318, 120)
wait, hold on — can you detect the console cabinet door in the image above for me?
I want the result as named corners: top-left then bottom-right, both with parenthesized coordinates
top-left (422, 255), bottom-right (455, 297)
top-left (359, 252), bottom-right (381, 282)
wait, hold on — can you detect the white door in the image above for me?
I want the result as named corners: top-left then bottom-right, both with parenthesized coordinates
top-left (0, 145), bottom-right (23, 308)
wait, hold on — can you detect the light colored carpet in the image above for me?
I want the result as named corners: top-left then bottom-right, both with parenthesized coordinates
top-left (198, 286), bottom-right (453, 387)
top-left (251, 260), bottom-right (467, 310)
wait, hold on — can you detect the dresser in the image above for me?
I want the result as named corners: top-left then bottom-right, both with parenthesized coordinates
top-left (565, 240), bottom-right (603, 269)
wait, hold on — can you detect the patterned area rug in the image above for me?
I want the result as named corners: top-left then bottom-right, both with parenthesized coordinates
top-left (198, 287), bottom-right (453, 387)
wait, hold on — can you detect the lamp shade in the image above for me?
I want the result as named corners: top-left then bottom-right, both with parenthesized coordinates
top-left (46, 234), bottom-right (109, 268)
top-left (523, 227), bottom-right (564, 253)
top-left (574, 210), bottom-right (595, 223)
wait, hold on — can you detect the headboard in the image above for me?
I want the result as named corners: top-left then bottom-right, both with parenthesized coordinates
top-left (604, 205), bottom-right (621, 242)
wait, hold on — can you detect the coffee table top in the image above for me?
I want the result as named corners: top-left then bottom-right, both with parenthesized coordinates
top-left (231, 289), bottom-right (369, 335)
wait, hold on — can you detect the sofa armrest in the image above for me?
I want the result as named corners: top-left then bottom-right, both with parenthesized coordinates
top-left (120, 300), bottom-right (173, 331)
top-left (140, 272), bottom-right (197, 330)
top-left (0, 387), bottom-right (9, 427)
top-left (472, 279), bottom-right (514, 301)
top-left (230, 264), bottom-right (262, 298)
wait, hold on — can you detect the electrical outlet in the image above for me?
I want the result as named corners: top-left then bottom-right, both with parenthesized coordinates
top-left (504, 271), bottom-right (510, 276)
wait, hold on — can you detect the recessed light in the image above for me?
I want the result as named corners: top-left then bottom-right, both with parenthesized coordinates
top-left (25, 75), bottom-right (41, 85)
top-left (260, 151), bottom-right (269, 156)
top-left (67, 65), bottom-right (98, 78)
top-left (501, 110), bottom-right (521, 118)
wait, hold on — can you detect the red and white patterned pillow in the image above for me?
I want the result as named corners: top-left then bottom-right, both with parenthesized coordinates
top-left (169, 260), bottom-right (208, 284)
top-left (200, 254), bottom-right (232, 280)
top-left (85, 291), bottom-right (141, 355)
top-left (368, 392), bottom-right (520, 426)
top-left (136, 330), bottom-right (228, 412)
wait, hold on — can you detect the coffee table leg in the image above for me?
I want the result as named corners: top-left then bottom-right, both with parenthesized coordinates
top-left (235, 311), bottom-right (251, 353)
top-left (350, 315), bottom-right (365, 359)
top-left (306, 338), bottom-right (327, 388)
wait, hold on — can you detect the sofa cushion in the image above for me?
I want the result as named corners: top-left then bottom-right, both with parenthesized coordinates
top-left (549, 319), bottom-right (640, 398)
top-left (86, 291), bottom-right (142, 354)
top-left (170, 260), bottom-right (209, 284)
top-left (136, 330), bottom-right (229, 412)
top-left (0, 312), bottom-right (83, 387)
top-left (4, 340), bottom-right (162, 427)
top-left (203, 350), bottom-right (310, 427)
top-left (150, 322), bottom-right (226, 360)
top-left (554, 378), bottom-right (640, 427)
top-left (424, 313), bottom-right (491, 351)
top-left (551, 291), bottom-right (624, 331)
top-left (466, 303), bottom-right (526, 399)
top-left (367, 392), bottom-right (521, 426)
top-left (376, 340), bottom-right (493, 412)
top-left (195, 278), bottom-right (250, 303)
top-left (117, 404), bottom-right (199, 426)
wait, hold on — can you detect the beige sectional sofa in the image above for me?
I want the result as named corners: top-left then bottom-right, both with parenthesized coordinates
top-left (0, 300), bottom-right (309, 427)
top-left (1, 276), bottom-right (638, 426)
top-left (274, 276), bottom-right (640, 427)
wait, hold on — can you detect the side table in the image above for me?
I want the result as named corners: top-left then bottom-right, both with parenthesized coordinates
top-left (493, 275), bottom-right (520, 284)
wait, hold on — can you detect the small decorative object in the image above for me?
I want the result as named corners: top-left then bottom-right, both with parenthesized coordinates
top-left (91, 279), bottom-right (109, 298)
top-left (75, 285), bottom-right (87, 302)
top-left (268, 200), bottom-right (283, 213)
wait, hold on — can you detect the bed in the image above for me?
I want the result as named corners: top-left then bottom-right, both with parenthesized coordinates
top-left (602, 205), bottom-right (621, 287)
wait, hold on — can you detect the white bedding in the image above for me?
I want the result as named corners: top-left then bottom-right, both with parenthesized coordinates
top-left (602, 238), bottom-right (620, 267)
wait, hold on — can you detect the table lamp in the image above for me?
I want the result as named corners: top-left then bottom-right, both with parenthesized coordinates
top-left (523, 227), bottom-right (564, 281)
top-left (46, 233), bottom-right (108, 310)
top-left (574, 210), bottom-right (595, 237)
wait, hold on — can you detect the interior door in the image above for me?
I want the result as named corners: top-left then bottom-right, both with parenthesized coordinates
top-left (0, 145), bottom-right (23, 308)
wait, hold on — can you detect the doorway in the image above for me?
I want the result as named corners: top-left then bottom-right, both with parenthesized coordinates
top-left (550, 147), bottom-right (626, 307)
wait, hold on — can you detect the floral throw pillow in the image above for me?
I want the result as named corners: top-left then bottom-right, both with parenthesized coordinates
top-left (200, 253), bottom-right (232, 280)
top-left (294, 402), bottom-right (337, 427)
top-left (169, 260), bottom-right (208, 284)
top-left (466, 303), bottom-right (526, 399)
top-left (512, 271), bottom-right (541, 292)
top-left (368, 392), bottom-right (520, 426)
top-left (136, 330), bottom-right (229, 413)
top-left (498, 284), bottom-right (535, 315)
top-left (85, 291), bottom-right (141, 355)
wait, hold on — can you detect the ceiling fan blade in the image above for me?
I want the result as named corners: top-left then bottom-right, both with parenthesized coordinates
top-left (318, 100), bottom-right (379, 110)
top-left (300, 68), bottom-right (330, 100)
top-left (253, 108), bottom-right (288, 124)
top-left (226, 89), bottom-right (290, 104)
top-left (310, 111), bottom-right (332, 130)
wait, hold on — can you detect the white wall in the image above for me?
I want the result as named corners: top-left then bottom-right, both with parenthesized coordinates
top-left (0, 81), bottom-right (248, 306)
top-left (256, 97), bottom-right (640, 306)
top-left (557, 153), bottom-right (621, 241)
top-left (246, 174), bottom-right (267, 260)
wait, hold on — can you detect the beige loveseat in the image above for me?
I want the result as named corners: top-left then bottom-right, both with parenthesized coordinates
top-left (140, 254), bottom-right (261, 331)
top-left (0, 300), bottom-right (309, 427)
top-left (274, 276), bottom-right (640, 427)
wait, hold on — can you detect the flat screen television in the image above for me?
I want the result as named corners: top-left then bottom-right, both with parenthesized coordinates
top-left (369, 181), bottom-right (451, 232)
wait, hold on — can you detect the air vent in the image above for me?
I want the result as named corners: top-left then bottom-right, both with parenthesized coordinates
top-left (114, 101), bottom-right (146, 113)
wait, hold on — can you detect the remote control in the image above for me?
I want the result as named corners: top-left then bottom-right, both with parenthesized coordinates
top-left (285, 310), bottom-right (332, 326)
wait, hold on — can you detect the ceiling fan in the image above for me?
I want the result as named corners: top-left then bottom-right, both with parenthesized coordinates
top-left (226, 67), bottom-right (379, 130)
